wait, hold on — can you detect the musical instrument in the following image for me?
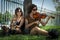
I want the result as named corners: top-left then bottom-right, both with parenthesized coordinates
top-left (33, 12), bottom-right (55, 20)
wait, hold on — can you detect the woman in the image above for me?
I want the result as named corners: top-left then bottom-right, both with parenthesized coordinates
top-left (25, 4), bottom-right (53, 36)
top-left (25, 4), bottom-right (59, 39)
top-left (10, 7), bottom-right (25, 34)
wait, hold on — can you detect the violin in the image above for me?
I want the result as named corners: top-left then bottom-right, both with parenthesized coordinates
top-left (33, 12), bottom-right (55, 20)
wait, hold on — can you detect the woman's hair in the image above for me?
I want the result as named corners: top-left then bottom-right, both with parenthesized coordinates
top-left (27, 4), bottom-right (37, 14)
top-left (15, 7), bottom-right (23, 16)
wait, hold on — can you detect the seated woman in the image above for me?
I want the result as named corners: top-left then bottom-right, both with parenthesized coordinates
top-left (25, 4), bottom-right (50, 35)
top-left (25, 4), bottom-right (58, 39)
top-left (10, 7), bottom-right (25, 34)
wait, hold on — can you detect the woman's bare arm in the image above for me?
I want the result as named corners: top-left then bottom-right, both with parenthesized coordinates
top-left (10, 18), bottom-right (16, 30)
top-left (25, 19), bottom-right (39, 29)
top-left (40, 16), bottom-right (51, 26)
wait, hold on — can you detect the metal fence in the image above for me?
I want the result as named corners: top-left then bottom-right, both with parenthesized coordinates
top-left (0, 0), bottom-right (24, 28)
top-left (0, 0), bottom-right (60, 27)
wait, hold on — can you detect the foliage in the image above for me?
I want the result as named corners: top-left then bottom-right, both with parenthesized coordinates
top-left (0, 11), bottom-right (12, 24)
top-left (0, 13), bottom-right (3, 23)
top-left (53, 0), bottom-right (60, 11)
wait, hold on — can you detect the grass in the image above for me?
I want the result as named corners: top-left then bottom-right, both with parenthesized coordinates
top-left (0, 26), bottom-right (60, 40)
top-left (0, 35), bottom-right (46, 40)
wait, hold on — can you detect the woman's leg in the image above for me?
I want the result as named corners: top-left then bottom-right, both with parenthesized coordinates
top-left (30, 26), bottom-right (48, 36)
top-left (15, 28), bottom-right (21, 33)
top-left (2, 26), bottom-right (10, 35)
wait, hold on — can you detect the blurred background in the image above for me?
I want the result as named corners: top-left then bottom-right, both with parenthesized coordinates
top-left (0, 0), bottom-right (60, 29)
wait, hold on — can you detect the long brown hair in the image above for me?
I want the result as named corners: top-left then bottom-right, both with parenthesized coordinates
top-left (15, 7), bottom-right (23, 16)
top-left (27, 4), bottom-right (37, 14)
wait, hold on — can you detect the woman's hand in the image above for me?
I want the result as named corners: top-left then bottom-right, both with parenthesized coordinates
top-left (15, 25), bottom-right (20, 28)
top-left (34, 21), bottom-right (39, 24)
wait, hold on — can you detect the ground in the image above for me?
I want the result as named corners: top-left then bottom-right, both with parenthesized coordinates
top-left (0, 26), bottom-right (60, 40)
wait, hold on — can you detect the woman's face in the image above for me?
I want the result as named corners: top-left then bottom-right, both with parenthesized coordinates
top-left (17, 9), bottom-right (22, 16)
top-left (32, 7), bottom-right (37, 14)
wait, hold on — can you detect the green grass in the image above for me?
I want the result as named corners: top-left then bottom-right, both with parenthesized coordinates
top-left (0, 35), bottom-right (46, 40)
top-left (0, 26), bottom-right (60, 40)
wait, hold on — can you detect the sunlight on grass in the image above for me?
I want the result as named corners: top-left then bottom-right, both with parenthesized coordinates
top-left (41, 26), bottom-right (60, 30)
